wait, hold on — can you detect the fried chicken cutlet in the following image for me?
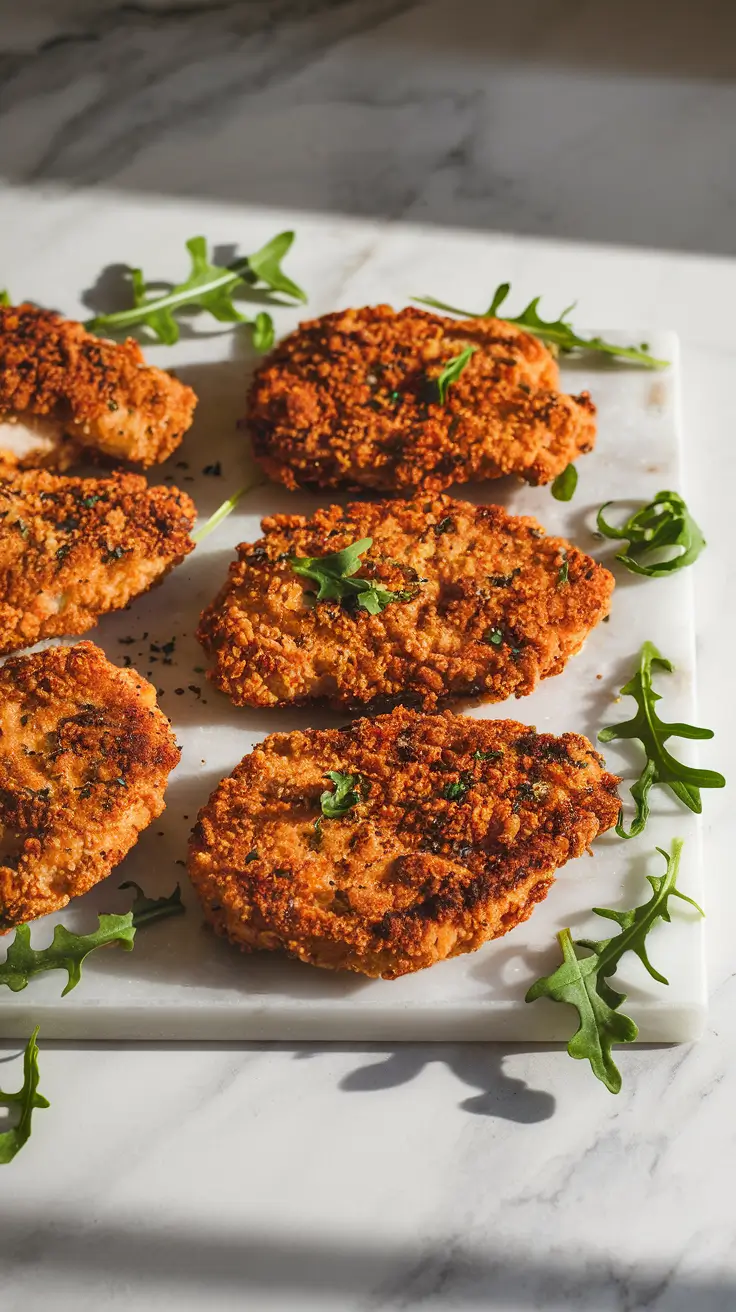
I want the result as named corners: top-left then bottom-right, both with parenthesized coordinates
top-left (0, 642), bottom-right (179, 930)
top-left (198, 496), bottom-right (614, 712)
top-left (247, 306), bottom-right (596, 494)
top-left (0, 303), bottom-right (196, 469)
top-left (189, 707), bottom-right (621, 979)
top-left (0, 467), bottom-right (196, 655)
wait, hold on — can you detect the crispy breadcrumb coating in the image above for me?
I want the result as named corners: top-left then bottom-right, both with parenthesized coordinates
top-left (198, 495), bottom-right (614, 711)
top-left (0, 642), bottom-right (180, 930)
top-left (0, 304), bottom-right (196, 468)
top-left (247, 306), bottom-right (596, 493)
top-left (188, 707), bottom-right (621, 979)
top-left (0, 467), bottom-right (195, 655)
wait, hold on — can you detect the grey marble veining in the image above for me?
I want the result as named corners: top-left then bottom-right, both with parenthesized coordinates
top-left (3, 0), bottom-right (736, 252)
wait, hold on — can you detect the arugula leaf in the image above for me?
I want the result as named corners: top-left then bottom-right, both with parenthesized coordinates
top-left (84, 232), bottom-right (306, 347)
top-left (599, 641), bottom-right (725, 838)
top-left (192, 475), bottom-right (266, 544)
top-left (596, 490), bottom-right (705, 577)
top-left (526, 839), bottom-right (702, 1093)
top-left (290, 537), bottom-right (418, 615)
top-left (0, 1027), bottom-right (49, 1165)
top-left (434, 345), bottom-right (478, 403)
top-left (551, 462), bottom-right (578, 502)
top-left (320, 771), bottom-right (363, 819)
top-left (414, 284), bottom-right (667, 368)
top-left (0, 880), bottom-right (184, 996)
top-left (119, 881), bottom-right (185, 928)
top-left (0, 915), bottom-right (135, 996)
top-left (244, 231), bottom-right (306, 303)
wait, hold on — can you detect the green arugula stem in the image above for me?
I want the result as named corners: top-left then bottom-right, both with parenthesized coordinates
top-left (87, 257), bottom-right (255, 333)
top-left (414, 285), bottom-right (668, 369)
top-left (193, 476), bottom-right (266, 545)
top-left (84, 232), bottom-right (306, 347)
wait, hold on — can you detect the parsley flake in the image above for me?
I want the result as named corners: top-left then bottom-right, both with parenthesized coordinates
top-left (320, 771), bottom-right (363, 819)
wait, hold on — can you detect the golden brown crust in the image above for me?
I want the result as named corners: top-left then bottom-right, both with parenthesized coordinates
top-left (0, 467), bottom-right (196, 655)
top-left (247, 306), bottom-right (596, 493)
top-left (0, 303), bottom-right (196, 467)
top-left (188, 707), bottom-right (621, 978)
top-left (197, 495), bottom-right (614, 711)
top-left (0, 642), bottom-right (180, 930)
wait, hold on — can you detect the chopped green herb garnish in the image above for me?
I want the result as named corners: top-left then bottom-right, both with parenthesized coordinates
top-left (245, 849), bottom-right (260, 864)
top-left (484, 627), bottom-right (504, 646)
top-left (596, 490), bottom-right (705, 577)
top-left (434, 345), bottom-right (478, 403)
top-left (558, 552), bottom-right (569, 586)
top-left (599, 641), bottom-right (725, 838)
top-left (443, 778), bottom-right (470, 801)
top-left (551, 462), bottom-right (578, 502)
top-left (290, 537), bottom-right (417, 616)
top-left (472, 748), bottom-right (504, 762)
top-left (320, 771), bottom-right (363, 819)
top-left (526, 839), bottom-right (702, 1093)
top-left (0, 290), bottom-right (10, 307)
top-left (84, 232), bottom-right (306, 348)
top-left (0, 1027), bottom-right (49, 1165)
top-left (414, 284), bottom-right (668, 369)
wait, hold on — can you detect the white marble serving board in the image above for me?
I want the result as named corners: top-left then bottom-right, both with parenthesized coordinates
top-left (0, 202), bottom-right (705, 1041)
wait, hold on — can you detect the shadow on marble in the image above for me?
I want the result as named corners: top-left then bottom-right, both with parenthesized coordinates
top-left (329, 1041), bottom-right (556, 1122)
top-left (0, 1207), bottom-right (734, 1309)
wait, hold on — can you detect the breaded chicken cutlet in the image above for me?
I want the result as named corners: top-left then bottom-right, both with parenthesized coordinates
top-left (0, 642), bottom-right (179, 930)
top-left (247, 306), bottom-right (596, 494)
top-left (0, 467), bottom-right (196, 655)
top-left (197, 495), bottom-right (614, 711)
top-left (189, 707), bottom-right (621, 979)
top-left (0, 303), bottom-right (196, 469)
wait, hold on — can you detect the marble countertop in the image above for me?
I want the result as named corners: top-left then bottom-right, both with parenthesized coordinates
top-left (1, 2), bottom-right (736, 1309)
